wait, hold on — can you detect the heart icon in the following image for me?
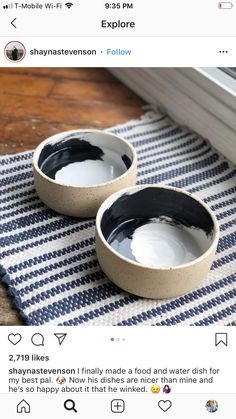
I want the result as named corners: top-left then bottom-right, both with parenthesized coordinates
top-left (8, 333), bottom-right (22, 345)
top-left (158, 400), bottom-right (172, 412)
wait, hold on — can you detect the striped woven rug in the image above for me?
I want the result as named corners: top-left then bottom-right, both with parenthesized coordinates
top-left (0, 110), bottom-right (235, 326)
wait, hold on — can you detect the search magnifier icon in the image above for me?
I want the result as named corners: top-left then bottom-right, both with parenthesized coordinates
top-left (64, 399), bottom-right (77, 413)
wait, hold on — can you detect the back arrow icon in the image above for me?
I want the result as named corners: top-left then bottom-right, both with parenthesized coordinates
top-left (11, 18), bottom-right (17, 28)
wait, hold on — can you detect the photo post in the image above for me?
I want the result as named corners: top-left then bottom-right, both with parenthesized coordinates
top-left (0, 1), bottom-right (235, 417)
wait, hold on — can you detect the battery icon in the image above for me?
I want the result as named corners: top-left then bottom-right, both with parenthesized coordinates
top-left (218, 2), bottom-right (234, 8)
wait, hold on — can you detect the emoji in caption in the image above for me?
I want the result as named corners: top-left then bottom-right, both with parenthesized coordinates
top-left (151, 384), bottom-right (160, 394)
top-left (56, 376), bottom-right (66, 385)
top-left (163, 384), bottom-right (171, 394)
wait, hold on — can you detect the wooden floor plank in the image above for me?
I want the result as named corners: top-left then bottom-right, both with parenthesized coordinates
top-left (0, 94), bottom-right (142, 123)
top-left (0, 73), bottom-right (54, 97)
top-left (3, 67), bottom-right (123, 83)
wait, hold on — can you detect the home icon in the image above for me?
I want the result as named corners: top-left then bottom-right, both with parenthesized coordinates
top-left (17, 399), bottom-right (30, 413)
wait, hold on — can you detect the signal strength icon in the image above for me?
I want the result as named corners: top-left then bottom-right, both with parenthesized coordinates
top-left (65, 2), bottom-right (73, 8)
top-left (3, 3), bottom-right (13, 9)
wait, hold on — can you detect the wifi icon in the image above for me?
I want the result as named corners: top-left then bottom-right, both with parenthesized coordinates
top-left (65, 2), bottom-right (73, 7)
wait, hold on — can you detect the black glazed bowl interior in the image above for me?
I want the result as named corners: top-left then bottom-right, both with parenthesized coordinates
top-left (33, 129), bottom-right (137, 217)
top-left (36, 130), bottom-right (135, 187)
top-left (98, 186), bottom-right (219, 268)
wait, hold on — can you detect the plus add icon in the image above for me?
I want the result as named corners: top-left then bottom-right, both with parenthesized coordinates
top-left (111, 399), bottom-right (125, 413)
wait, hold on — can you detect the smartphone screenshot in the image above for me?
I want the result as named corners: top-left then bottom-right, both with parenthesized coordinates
top-left (0, 1), bottom-right (235, 417)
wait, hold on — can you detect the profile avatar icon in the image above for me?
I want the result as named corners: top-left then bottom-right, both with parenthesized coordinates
top-left (4, 41), bottom-right (26, 63)
top-left (205, 400), bottom-right (218, 413)
top-left (163, 385), bottom-right (171, 394)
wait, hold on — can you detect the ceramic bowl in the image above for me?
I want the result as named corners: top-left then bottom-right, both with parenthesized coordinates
top-left (96, 185), bottom-right (219, 299)
top-left (33, 129), bottom-right (137, 217)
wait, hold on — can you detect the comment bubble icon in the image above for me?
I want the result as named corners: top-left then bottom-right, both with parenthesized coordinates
top-left (31, 333), bottom-right (44, 346)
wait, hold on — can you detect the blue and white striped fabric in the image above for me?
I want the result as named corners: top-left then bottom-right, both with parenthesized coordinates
top-left (0, 110), bottom-right (235, 326)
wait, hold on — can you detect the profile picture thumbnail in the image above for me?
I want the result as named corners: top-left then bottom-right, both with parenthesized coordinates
top-left (205, 400), bottom-right (218, 413)
top-left (4, 41), bottom-right (26, 63)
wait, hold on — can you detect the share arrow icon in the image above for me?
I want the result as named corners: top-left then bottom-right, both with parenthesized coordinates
top-left (54, 333), bottom-right (67, 345)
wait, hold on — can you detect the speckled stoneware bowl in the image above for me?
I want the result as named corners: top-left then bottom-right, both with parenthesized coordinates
top-left (96, 185), bottom-right (220, 299)
top-left (33, 130), bottom-right (137, 217)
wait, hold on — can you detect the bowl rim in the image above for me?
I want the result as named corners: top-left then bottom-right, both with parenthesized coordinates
top-left (33, 129), bottom-right (137, 189)
top-left (96, 185), bottom-right (220, 271)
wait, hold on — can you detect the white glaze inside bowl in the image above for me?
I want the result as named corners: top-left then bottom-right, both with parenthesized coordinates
top-left (100, 187), bottom-right (216, 268)
top-left (55, 148), bottom-right (127, 186)
top-left (38, 132), bottom-right (133, 187)
top-left (110, 218), bottom-right (211, 267)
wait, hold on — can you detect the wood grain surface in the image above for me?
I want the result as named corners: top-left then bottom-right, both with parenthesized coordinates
top-left (0, 67), bottom-right (144, 325)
